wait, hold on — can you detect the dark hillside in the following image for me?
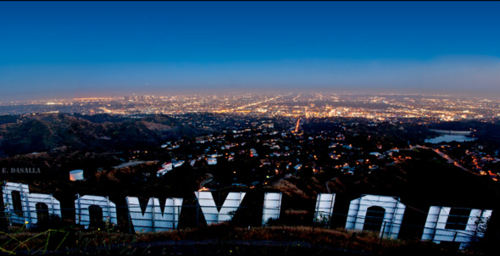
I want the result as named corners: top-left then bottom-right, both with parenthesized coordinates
top-left (73, 113), bottom-right (130, 123)
top-left (1, 120), bottom-right (54, 155)
top-left (0, 115), bottom-right (19, 125)
top-left (0, 113), bottom-right (210, 157)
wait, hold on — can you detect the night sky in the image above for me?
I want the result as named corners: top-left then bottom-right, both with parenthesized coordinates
top-left (1, 2), bottom-right (500, 101)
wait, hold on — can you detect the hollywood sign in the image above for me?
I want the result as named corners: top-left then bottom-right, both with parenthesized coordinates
top-left (2, 182), bottom-right (492, 249)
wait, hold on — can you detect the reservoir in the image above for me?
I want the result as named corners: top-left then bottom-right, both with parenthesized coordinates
top-left (425, 129), bottom-right (476, 144)
top-left (425, 135), bottom-right (477, 144)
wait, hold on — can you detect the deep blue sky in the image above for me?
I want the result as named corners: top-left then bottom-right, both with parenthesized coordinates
top-left (1, 1), bottom-right (500, 101)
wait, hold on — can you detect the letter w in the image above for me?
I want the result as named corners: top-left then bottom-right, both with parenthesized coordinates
top-left (126, 197), bottom-right (183, 232)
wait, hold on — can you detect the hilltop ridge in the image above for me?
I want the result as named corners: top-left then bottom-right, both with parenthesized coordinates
top-left (0, 113), bottom-right (210, 157)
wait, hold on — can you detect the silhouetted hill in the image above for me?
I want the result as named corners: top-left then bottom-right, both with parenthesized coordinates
top-left (73, 113), bottom-right (130, 123)
top-left (0, 113), bottom-right (208, 157)
top-left (0, 115), bottom-right (19, 125)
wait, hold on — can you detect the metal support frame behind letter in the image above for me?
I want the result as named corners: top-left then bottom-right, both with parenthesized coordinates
top-left (314, 193), bottom-right (336, 224)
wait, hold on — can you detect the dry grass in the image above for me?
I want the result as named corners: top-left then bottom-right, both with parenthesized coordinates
top-left (139, 121), bottom-right (172, 131)
top-left (284, 209), bottom-right (309, 215)
top-left (131, 225), bottom-right (411, 253)
top-left (0, 224), bottom-right (463, 255)
top-left (268, 180), bottom-right (310, 199)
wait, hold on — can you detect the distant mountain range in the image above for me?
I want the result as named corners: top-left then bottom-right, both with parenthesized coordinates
top-left (0, 113), bottom-right (210, 157)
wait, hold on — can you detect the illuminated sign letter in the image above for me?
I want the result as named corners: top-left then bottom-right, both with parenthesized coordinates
top-left (314, 193), bottom-right (336, 224)
top-left (26, 193), bottom-right (62, 228)
top-left (345, 195), bottom-right (406, 239)
top-left (262, 192), bottom-right (282, 226)
top-left (195, 191), bottom-right (245, 225)
top-left (75, 195), bottom-right (117, 229)
top-left (126, 197), bottom-right (183, 232)
top-left (2, 182), bottom-right (30, 225)
top-left (2, 182), bottom-right (61, 228)
top-left (422, 206), bottom-right (492, 249)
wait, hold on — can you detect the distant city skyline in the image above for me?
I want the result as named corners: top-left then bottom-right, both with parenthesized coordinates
top-left (2, 92), bottom-right (499, 121)
top-left (1, 1), bottom-right (500, 101)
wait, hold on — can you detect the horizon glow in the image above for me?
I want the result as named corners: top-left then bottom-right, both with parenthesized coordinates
top-left (1, 2), bottom-right (499, 101)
